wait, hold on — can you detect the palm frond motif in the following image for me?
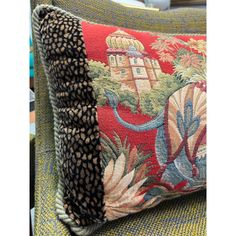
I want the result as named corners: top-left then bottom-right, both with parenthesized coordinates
top-left (100, 132), bottom-right (158, 221)
top-left (100, 132), bottom-right (153, 184)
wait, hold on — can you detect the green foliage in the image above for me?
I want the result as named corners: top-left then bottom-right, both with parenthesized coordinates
top-left (89, 60), bottom-right (186, 117)
top-left (92, 76), bottom-right (121, 105)
top-left (140, 73), bottom-right (186, 116)
top-left (119, 90), bottom-right (138, 113)
top-left (89, 60), bottom-right (138, 112)
top-left (88, 60), bottom-right (110, 79)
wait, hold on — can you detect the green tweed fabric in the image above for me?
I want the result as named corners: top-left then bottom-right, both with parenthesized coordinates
top-left (94, 191), bottom-right (206, 236)
top-left (30, 134), bottom-right (35, 209)
top-left (31, 0), bottom-right (206, 235)
top-left (54, 0), bottom-right (206, 34)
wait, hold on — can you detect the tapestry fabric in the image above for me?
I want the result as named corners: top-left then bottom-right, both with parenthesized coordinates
top-left (32, 5), bottom-right (206, 235)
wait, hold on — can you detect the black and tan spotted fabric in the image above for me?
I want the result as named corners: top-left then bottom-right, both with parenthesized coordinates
top-left (38, 8), bottom-right (105, 226)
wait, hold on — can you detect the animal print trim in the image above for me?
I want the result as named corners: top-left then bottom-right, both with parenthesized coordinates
top-left (36, 7), bottom-right (105, 226)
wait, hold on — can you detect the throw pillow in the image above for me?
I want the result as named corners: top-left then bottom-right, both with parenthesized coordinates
top-left (32, 5), bottom-right (206, 235)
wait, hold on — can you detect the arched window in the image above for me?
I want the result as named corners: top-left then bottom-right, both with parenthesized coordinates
top-left (136, 68), bottom-right (141, 74)
top-left (134, 58), bottom-right (137, 64)
top-left (119, 56), bottom-right (123, 62)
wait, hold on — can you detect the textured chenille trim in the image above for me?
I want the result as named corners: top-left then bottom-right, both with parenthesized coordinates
top-left (32, 5), bottom-right (106, 235)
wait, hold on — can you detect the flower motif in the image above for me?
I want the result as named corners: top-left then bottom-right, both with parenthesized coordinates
top-left (151, 39), bottom-right (171, 52)
top-left (197, 40), bottom-right (206, 55)
top-left (188, 39), bottom-right (206, 55)
top-left (159, 52), bottom-right (174, 63)
top-left (179, 53), bottom-right (201, 69)
top-left (188, 38), bottom-right (199, 48)
top-left (158, 34), bottom-right (181, 45)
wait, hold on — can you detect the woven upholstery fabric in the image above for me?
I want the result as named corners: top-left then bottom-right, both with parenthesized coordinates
top-left (54, 0), bottom-right (206, 34)
top-left (31, 0), bottom-right (206, 235)
top-left (94, 191), bottom-right (206, 236)
top-left (30, 135), bottom-right (35, 209)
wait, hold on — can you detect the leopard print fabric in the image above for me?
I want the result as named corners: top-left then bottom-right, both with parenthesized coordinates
top-left (37, 8), bottom-right (105, 226)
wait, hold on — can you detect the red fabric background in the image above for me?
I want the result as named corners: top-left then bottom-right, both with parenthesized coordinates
top-left (81, 21), bottom-right (206, 175)
top-left (82, 21), bottom-right (206, 75)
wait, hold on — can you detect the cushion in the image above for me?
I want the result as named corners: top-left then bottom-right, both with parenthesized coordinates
top-left (31, 3), bottom-right (205, 236)
top-left (32, 4), bottom-right (206, 235)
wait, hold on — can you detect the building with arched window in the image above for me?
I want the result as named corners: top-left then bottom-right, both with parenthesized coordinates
top-left (106, 29), bottom-right (162, 97)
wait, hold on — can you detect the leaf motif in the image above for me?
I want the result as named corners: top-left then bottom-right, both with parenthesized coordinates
top-left (187, 117), bottom-right (200, 137)
top-left (116, 178), bottom-right (147, 206)
top-left (106, 192), bottom-right (146, 209)
top-left (145, 186), bottom-right (168, 199)
top-left (107, 169), bottom-right (135, 203)
top-left (141, 196), bottom-right (161, 209)
top-left (195, 155), bottom-right (206, 180)
top-left (174, 149), bottom-right (193, 179)
top-left (102, 133), bottom-right (154, 221)
top-left (127, 146), bottom-right (138, 173)
top-left (103, 159), bottom-right (114, 186)
top-left (184, 99), bottom-right (193, 129)
top-left (101, 143), bottom-right (117, 163)
top-left (100, 132), bottom-right (119, 157)
top-left (133, 164), bottom-right (146, 184)
top-left (105, 153), bottom-right (126, 193)
top-left (122, 193), bottom-right (146, 208)
top-left (176, 111), bottom-right (185, 138)
top-left (105, 208), bottom-right (127, 221)
top-left (156, 126), bottom-right (168, 165)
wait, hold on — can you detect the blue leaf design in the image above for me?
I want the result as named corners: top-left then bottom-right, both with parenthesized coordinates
top-left (104, 89), bottom-right (119, 109)
top-left (174, 149), bottom-right (193, 180)
top-left (144, 187), bottom-right (166, 201)
top-left (187, 116), bottom-right (200, 137)
top-left (176, 111), bottom-right (185, 138)
top-left (156, 126), bottom-right (168, 165)
top-left (195, 157), bottom-right (206, 180)
top-left (162, 163), bottom-right (185, 186)
top-left (184, 99), bottom-right (193, 129)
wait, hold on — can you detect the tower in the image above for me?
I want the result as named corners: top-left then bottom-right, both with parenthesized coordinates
top-left (106, 29), bottom-right (162, 97)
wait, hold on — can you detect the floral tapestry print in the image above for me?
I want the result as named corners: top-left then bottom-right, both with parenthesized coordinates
top-left (82, 21), bottom-right (206, 221)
